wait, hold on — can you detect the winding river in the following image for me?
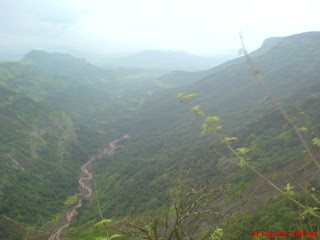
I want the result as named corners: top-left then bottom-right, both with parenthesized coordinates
top-left (49, 134), bottom-right (129, 240)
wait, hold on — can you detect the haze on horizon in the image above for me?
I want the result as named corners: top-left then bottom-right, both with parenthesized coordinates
top-left (1, 0), bottom-right (320, 60)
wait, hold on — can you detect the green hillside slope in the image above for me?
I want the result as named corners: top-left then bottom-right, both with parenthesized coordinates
top-left (65, 32), bottom-right (320, 238)
top-left (156, 36), bottom-right (283, 87)
top-left (0, 86), bottom-right (88, 238)
top-left (2, 31), bottom-right (320, 239)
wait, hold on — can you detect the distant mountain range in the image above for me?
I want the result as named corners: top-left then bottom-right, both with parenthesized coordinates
top-left (0, 48), bottom-right (234, 71)
top-left (156, 36), bottom-right (284, 87)
top-left (92, 49), bottom-right (233, 70)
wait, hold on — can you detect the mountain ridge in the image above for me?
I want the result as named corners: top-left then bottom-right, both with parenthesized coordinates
top-left (95, 49), bottom-right (229, 71)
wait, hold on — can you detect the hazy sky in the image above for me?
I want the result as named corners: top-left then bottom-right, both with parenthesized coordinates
top-left (1, 0), bottom-right (320, 57)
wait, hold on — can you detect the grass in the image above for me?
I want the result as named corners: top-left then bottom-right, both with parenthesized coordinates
top-left (64, 193), bottom-right (81, 205)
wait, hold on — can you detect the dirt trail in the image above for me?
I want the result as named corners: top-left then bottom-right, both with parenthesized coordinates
top-left (48, 134), bottom-right (129, 240)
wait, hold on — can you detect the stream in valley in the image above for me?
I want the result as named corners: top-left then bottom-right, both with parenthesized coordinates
top-left (48, 134), bottom-right (129, 240)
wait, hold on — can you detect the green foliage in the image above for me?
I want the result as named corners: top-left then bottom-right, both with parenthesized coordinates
top-left (95, 219), bottom-right (113, 227)
top-left (312, 137), bottom-right (320, 147)
top-left (95, 235), bottom-right (122, 240)
top-left (94, 219), bottom-right (122, 240)
top-left (0, 86), bottom-right (89, 238)
top-left (239, 159), bottom-right (247, 168)
top-left (64, 193), bottom-right (81, 205)
top-left (284, 183), bottom-right (295, 197)
top-left (47, 213), bottom-right (62, 224)
top-left (222, 194), bottom-right (320, 239)
top-left (201, 123), bottom-right (213, 136)
top-left (301, 207), bottom-right (319, 217)
top-left (211, 227), bottom-right (223, 240)
top-left (191, 106), bottom-right (205, 117)
top-left (298, 127), bottom-right (308, 132)
top-left (206, 116), bottom-right (221, 122)
top-left (176, 92), bottom-right (198, 102)
top-left (221, 137), bottom-right (238, 145)
top-left (236, 148), bottom-right (250, 155)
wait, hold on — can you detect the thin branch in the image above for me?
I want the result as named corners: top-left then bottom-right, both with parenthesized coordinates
top-left (185, 192), bottom-right (216, 219)
top-left (284, 169), bottom-right (320, 205)
top-left (94, 179), bottom-right (109, 238)
top-left (162, 206), bottom-right (173, 239)
top-left (123, 218), bottom-right (154, 240)
top-left (182, 210), bottom-right (224, 220)
top-left (179, 96), bottom-right (320, 219)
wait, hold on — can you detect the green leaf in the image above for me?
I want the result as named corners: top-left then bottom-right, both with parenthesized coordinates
top-left (313, 138), bottom-right (320, 147)
top-left (177, 93), bottom-right (197, 101)
top-left (110, 234), bottom-right (122, 239)
top-left (298, 127), bottom-right (308, 132)
top-left (176, 93), bottom-right (186, 99)
top-left (221, 137), bottom-right (238, 145)
top-left (236, 148), bottom-right (250, 155)
top-left (191, 106), bottom-right (200, 112)
top-left (185, 93), bottom-right (197, 98)
top-left (191, 106), bottom-right (205, 117)
top-left (301, 207), bottom-right (319, 217)
top-left (239, 159), bottom-right (246, 168)
top-left (211, 227), bottom-right (223, 239)
top-left (284, 183), bottom-right (294, 192)
top-left (284, 183), bottom-right (295, 196)
top-left (95, 219), bottom-right (113, 227)
top-left (201, 123), bottom-right (213, 136)
top-left (205, 116), bottom-right (220, 122)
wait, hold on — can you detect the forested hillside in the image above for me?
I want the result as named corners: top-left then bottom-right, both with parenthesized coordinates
top-left (64, 32), bottom-right (320, 239)
top-left (1, 31), bottom-right (320, 240)
top-left (0, 86), bottom-right (88, 239)
top-left (0, 51), bottom-right (168, 239)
